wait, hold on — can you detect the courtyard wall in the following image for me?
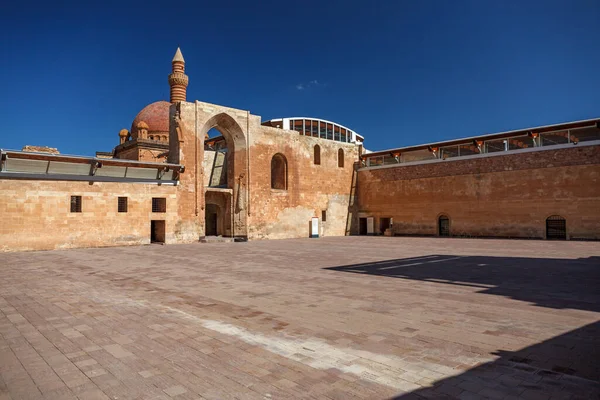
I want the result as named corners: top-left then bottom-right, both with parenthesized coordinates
top-left (171, 100), bottom-right (360, 240)
top-left (355, 144), bottom-right (600, 240)
top-left (247, 122), bottom-right (359, 239)
top-left (0, 180), bottom-right (179, 252)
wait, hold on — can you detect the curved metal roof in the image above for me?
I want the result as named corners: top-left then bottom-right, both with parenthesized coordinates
top-left (263, 117), bottom-right (363, 140)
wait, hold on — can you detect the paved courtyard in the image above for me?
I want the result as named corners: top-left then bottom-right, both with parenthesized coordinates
top-left (1, 237), bottom-right (599, 400)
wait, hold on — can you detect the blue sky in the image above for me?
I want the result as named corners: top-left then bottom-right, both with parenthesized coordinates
top-left (1, 0), bottom-right (599, 155)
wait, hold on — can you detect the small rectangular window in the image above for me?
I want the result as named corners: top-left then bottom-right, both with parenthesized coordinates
top-left (326, 123), bottom-right (333, 140)
top-left (152, 197), bottom-right (166, 213)
top-left (311, 120), bottom-right (319, 137)
top-left (334, 125), bottom-right (341, 141)
top-left (118, 197), bottom-right (128, 213)
top-left (341, 128), bottom-right (347, 142)
top-left (70, 196), bottom-right (82, 213)
top-left (319, 121), bottom-right (327, 138)
top-left (293, 120), bottom-right (304, 135)
top-left (322, 210), bottom-right (327, 222)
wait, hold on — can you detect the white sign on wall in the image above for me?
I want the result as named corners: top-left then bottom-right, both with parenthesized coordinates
top-left (367, 217), bottom-right (374, 235)
top-left (311, 217), bottom-right (319, 238)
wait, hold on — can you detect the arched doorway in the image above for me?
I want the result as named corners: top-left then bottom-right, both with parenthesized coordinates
top-left (546, 215), bottom-right (566, 240)
top-left (438, 215), bottom-right (450, 237)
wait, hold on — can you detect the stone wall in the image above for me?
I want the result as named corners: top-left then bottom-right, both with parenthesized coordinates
top-left (356, 145), bottom-right (600, 240)
top-left (247, 122), bottom-right (359, 240)
top-left (169, 100), bottom-right (360, 240)
top-left (0, 180), bottom-right (178, 252)
top-left (169, 101), bottom-right (248, 240)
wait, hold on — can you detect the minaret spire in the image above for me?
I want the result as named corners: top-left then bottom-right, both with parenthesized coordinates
top-left (168, 47), bottom-right (189, 103)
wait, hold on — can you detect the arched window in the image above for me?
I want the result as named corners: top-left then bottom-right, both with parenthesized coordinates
top-left (546, 215), bottom-right (566, 240)
top-left (314, 145), bottom-right (321, 165)
top-left (338, 148), bottom-right (344, 168)
top-left (438, 215), bottom-right (450, 237)
top-left (149, 135), bottom-right (154, 140)
top-left (271, 153), bottom-right (287, 190)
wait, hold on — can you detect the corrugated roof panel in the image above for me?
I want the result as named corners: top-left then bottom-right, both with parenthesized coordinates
top-left (126, 167), bottom-right (158, 179)
top-left (95, 165), bottom-right (127, 178)
top-left (47, 161), bottom-right (91, 175)
top-left (161, 170), bottom-right (174, 180)
top-left (4, 158), bottom-right (49, 173)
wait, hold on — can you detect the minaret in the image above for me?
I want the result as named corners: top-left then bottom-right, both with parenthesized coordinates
top-left (168, 47), bottom-right (189, 103)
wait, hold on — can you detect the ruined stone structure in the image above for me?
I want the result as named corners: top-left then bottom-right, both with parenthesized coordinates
top-left (0, 48), bottom-right (598, 251)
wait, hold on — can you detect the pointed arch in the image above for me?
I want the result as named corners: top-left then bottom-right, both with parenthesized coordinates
top-left (338, 148), bottom-right (344, 168)
top-left (314, 145), bottom-right (321, 165)
top-left (271, 153), bottom-right (288, 190)
top-left (200, 112), bottom-right (247, 190)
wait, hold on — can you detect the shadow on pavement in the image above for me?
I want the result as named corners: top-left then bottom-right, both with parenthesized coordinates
top-left (326, 255), bottom-right (600, 398)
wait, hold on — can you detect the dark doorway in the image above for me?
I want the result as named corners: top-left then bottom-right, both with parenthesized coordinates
top-left (438, 215), bottom-right (450, 237)
top-left (151, 220), bottom-right (165, 243)
top-left (380, 217), bottom-right (391, 234)
top-left (205, 204), bottom-right (219, 236)
top-left (546, 215), bottom-right (566, 240)
top-left (359, 218), bottom-right (367, 235)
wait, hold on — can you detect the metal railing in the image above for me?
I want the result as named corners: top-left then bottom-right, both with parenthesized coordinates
top-left (362, 125), bottom-right (600, 168)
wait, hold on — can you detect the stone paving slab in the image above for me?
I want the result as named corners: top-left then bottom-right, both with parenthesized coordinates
top-left (1, 237), bottom-right (599, 399)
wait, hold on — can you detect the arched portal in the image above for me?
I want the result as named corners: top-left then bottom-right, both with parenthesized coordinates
top-left (200, 112), bottom-right (248, 239)
top-left (170, 104), bottom-right (249, 241)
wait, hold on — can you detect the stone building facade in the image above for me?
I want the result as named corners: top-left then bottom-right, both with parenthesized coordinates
top-left (0, 48), bottom-right (599, 251)
top-left (357, 145), bottom-right (600, 240)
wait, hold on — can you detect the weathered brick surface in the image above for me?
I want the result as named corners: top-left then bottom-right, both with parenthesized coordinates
top-left (247, 122), bottom-right (358, 239)
top-left (356, 145), bottom-right (600, 239)
top-left (170, 100), bottom-right (359, 241)
top-left (0, 180), bottom-right (178, 252)
top-left (0, 237), bottom-right (598, 399)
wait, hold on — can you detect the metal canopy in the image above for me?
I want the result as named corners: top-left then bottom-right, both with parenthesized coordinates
top-left (0, 150), bottom-right (182, 184)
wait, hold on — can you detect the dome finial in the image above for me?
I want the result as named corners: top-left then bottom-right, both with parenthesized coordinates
top-left (172, 47), bottom-right (185, 63)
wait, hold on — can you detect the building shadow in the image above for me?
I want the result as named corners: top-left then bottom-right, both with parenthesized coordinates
top-left (325, 255), bottom-right (600, 398)
top-left (389, 321), bottom-right (600, 399)
top-left (325, 255), bottom-right (600, 312)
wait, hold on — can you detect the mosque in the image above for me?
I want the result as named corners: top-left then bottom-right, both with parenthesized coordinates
top-left (0, 48), bottom-right (598, 251)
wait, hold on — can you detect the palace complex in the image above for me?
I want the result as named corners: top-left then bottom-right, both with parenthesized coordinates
top-left (1, 48), bottom-right (599, 251)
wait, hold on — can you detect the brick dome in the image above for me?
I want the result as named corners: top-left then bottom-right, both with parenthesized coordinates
top-left (130, 101), bottom-right (170, 140)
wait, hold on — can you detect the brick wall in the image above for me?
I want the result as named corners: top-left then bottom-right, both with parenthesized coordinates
top-left (172, 100), bottom-right (361, 240)
top-left (0, 180), bottom-right (178, 252)
top-left (356, 145), bottom-right (600, 240)
top-left (247, 123), bottom-right (359, 239)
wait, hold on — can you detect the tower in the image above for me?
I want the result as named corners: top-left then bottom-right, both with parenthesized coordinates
top-left (168, 47), bottom-right (189, 103)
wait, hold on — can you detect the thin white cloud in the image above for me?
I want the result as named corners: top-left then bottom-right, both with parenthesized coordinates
top-left (296, 80), bottom-right (323, 90)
